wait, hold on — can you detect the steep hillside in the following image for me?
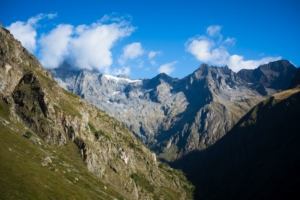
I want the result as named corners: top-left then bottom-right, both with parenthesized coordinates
top-left (171, 85), bottom-right (300, 199)
top-left (0, 25), bottom-right (194, 199)
top-left (51, 60), bottom-right (297, 161)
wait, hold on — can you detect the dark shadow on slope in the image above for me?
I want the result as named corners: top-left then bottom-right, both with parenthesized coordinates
top-left (237, 60), bottom-right (297, 90)
top-left (169, 89), bottom-right (300, 200)
top-left (289, 67), bottom-right (300, 89)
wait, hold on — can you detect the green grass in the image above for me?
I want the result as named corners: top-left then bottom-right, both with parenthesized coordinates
top-left (0, 123), bottom-right (125, 200)
top-left (62, 88), bottom-right (80, 99)
top-left (0, 100), bottom-right (10, 119)
top-left (88, 122), bottom-right (96, 132)
top-left (130, 142), bottom-right (137, 149)
top-left (24, 131), bottom-right (33, 138)
top-left (130, 173), bottom-right (155, 193)
top-left (53, 104), bottom-right (60, 111)
top-left (58, 98), bottom-right (82, 118)
top-left (95, 130), bottom-right (110, 140)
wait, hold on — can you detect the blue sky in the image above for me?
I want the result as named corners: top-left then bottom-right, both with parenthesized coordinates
top-left (1, 0), bottom-right (299, 79)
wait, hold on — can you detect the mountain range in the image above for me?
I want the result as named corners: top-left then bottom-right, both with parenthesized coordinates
top-left (51, 59), bottom-right (297, 161)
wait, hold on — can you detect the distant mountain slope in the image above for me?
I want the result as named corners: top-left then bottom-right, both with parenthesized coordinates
top-left (51, 60), bottom-right (297, 161)
top-left (0, 25), bottom-right (193, 200)
top-left (237, 60), bottom-right (296, 90)
top-left (172, 85), bottom-right (300, 200)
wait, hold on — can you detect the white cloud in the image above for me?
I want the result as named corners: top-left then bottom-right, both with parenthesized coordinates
top-left (222, 37), bottom-right (236, 45)
top-left (47, 13), bottom-right (57, 19)
top-left (36, 17), bottom-right (134, 71)
top-left (186, 37), bottom-right (229, 65)
top-left (118, 42), bottom-right (144, 65)
top-left (70, 22), bottom-right (134, 70)
top-left (206, 25), bottom-right (222, 37)
top-left (39, 24), bottom-right (73, 69)
top-left (8, 14), bottom-right (135, 72)
top-left (148, 50), bottom-right (161, 59)
top-left (228, 55), bottom-right (281, 72)
top-left (186, 25), bottom-right (281, 72)
top-left (6, 13), bottom-right (56, 53)
top-left (158, 61), bottom-right (177, 75)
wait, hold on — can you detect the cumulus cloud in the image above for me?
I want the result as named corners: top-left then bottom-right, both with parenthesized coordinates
top-left (39, 24), bottom-right (73, 69)
top-left (70, 22), bottom-right (134, 70)
top-left (118, 42), bottom-right (144, 65)
top-left (186, 37), bottom-right (229, 65)
top-left (227, 55), bottom-right (281, 72)
top-left (36, 17), bottom-right (135, 70)
top-left (8, 14), bottom-right (135, 71)
top-left (186, 25), bottom-right (281, 72)
top-left (158, 61), bottom-right (177, 75)
top-left (6, 13), bottom-right (56, 53)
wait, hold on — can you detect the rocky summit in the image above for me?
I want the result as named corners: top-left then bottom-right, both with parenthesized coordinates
top-left (0, 25), bottom-right (194, 199)
top-left (51, 59), bottom-right (297, 161)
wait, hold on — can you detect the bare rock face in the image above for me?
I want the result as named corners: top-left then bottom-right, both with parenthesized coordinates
top-left (51, 60), bottom-right (297, 161)
top-left (0, 26), bottom-right (193, 200)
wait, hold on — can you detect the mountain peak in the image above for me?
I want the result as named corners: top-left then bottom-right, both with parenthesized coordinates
top-left (259, 59), bottom-right (294, 71)
top-left (150, 72), bottom-right (175, 85)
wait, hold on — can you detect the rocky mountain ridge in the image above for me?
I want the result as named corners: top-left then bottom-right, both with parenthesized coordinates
top-left (51, 59), bottom-right (297, 161)
top-left (0, 25), bottom-right (193, 199)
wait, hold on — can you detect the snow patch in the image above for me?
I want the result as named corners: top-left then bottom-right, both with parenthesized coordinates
top-left (103, 74), bottom-right (141, 83)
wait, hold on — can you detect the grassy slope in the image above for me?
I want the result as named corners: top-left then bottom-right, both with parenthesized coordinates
top-left (0, 105), bottom-right (125, 200)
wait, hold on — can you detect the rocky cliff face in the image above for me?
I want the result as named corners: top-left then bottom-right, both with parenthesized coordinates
top-left (0, 26), bottom-right (193, 199)
top-left (51, 59), bottom-right (297, 161)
